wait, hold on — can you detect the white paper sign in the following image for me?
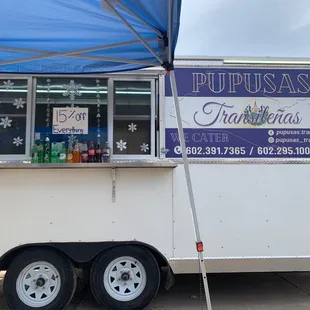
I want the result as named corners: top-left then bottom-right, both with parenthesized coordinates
top-left (52, 107), bottom-right (88, 135)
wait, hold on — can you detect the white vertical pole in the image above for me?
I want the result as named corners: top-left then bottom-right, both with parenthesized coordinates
top-left (169, 69), bottom-right (213, 310)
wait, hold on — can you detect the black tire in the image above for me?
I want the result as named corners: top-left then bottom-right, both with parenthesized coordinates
top-left (90, 246), bottom-right (160, 310)
top-left (3, 248), bottom-right (77, 310)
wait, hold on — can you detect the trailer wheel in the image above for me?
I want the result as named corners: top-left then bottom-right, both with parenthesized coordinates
top-left (90, 246), bottom-right (160, 310)
top-left (3, 249), bottom-right (77, 310)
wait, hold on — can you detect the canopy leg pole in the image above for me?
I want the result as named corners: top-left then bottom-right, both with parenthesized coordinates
top-left (169, 69), bottom-right (213, 310)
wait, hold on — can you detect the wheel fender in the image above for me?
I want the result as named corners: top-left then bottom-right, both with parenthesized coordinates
top-left (0, 241), bottom-right (175, 290)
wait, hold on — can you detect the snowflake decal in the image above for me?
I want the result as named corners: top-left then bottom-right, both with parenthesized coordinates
top-left (68, 135), bottom-right (77, 144)
top-left (63, 80), bottom-right (82, 100)
top-left (3, 80), bottom-right (14, 90)
top-left (140, 143), bottom-right (149, 153)
top-left (128, 122), bottom-right (137, 132)
top-left (0, 117), bottom-right (12, 129)
top-left (13, 137), bottom-right (23, 147)
top-left (116, 139), bottom-right (127, 151)
top-left (13, 98), bottom-right (25, 109)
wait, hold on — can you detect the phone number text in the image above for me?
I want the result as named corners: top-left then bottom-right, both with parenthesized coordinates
top-left (173, 146), bottom-right (310, 156)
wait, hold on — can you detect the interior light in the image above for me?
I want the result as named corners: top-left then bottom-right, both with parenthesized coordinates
top-left (0, 89), bottom-right (150, 94)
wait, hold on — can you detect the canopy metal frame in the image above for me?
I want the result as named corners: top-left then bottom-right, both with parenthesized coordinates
top-left (0, 1), bottom-right (213, 309)
top-left (0, 38), bottom-right (159, 67)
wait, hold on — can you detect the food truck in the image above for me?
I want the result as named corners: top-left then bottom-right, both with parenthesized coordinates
top-left (1, 57), bottom-right (310, 309)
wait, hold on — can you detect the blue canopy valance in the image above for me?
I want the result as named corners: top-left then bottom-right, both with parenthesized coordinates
top-left (0, 0), bottom-right (181, 74)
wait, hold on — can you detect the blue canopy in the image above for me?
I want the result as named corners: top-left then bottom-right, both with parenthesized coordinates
top-left (0, 0), bottom-right (182, 74)
top-left (0, 2), bottom-right (214, 306)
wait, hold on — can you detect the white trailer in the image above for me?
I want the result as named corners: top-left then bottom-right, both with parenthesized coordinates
top-left (1, 57), bottom-right (310, 309)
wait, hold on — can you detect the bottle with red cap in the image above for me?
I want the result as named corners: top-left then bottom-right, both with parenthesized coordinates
top-left (95, 141), bottom-right (102, 163)
top-left (88, 141), bottom-right (95, 162)
top-left (81, 141), bottom-right (88, 163)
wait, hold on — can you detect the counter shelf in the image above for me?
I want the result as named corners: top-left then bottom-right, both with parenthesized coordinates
top-left (0, 161), bottom-right (177, 169)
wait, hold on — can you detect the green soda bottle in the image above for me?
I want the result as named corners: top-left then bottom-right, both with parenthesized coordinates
top-left (44, 137), bottom-right (51, 163)
top-left (37, 140), bottom-right (44, 163)
top-left (31, 142), bottom-right (39, 163)
top-left (51, 142), bottom-right (59, 163)
top-left (59, 142), bottom-right (67, 163)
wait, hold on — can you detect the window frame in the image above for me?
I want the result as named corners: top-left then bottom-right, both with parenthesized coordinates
top-left (0, 74), bottom-right (159, 162)
top-left (0, 76), bottom-right (33, 162)
top-left (31, 76), bottom-right (109, 147)
top-left (108, 77), bottom-right (156, 160)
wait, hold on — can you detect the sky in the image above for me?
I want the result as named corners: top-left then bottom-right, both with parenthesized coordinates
top-left (175, 0), bottom-right (310, 58)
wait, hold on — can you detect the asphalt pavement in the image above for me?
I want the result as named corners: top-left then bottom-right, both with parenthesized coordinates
top-left (1, 272), bottom-right (310, 309)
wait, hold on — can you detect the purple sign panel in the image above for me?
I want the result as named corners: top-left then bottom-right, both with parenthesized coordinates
top-left (166, 128), bottom-right (310, 158)
top-left (164, 67), bottom-right (310, 159)
top-left (165, 67), bottom-right (310, 97)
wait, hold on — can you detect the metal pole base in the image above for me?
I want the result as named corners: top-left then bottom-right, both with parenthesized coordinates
top-left (198, 252), bottom-right (213, 310)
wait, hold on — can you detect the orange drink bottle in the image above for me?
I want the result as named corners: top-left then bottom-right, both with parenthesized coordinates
top-left (72, 140), bottom-right (81, 163)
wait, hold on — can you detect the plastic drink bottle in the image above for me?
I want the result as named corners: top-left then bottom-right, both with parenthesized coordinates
top-left (73, 140), bottom-right (81, 163)
top-left (44, 137), bottom-right (51, 163)
top-left (67, 142), bottom-right (74, 163)
top-left (95, 142), bottom-right (102, 162)
top-left (59, 142), bottom-right (67, 163)
top-left (31, 142), bottom-right (39, 163)
top-left (102, 141), bottom-right (111, 163)
top-left (81, 141), bottom-right (89, 163)
top-left (88, 141), bottom-right (95, 162)
top-left (51, 142), bottom-right (59, 163)
top-left (38, 140), bottom-right (44, 163)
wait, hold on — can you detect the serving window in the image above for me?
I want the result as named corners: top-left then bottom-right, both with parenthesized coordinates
top-left (0, 75), bottom-right (158, 162)
top-left (0, 78), bottom-right (31, 160)
top-left (34, 78), bottom-right (108, 147)
top-left (112, 80), bottom-right (155, 157)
